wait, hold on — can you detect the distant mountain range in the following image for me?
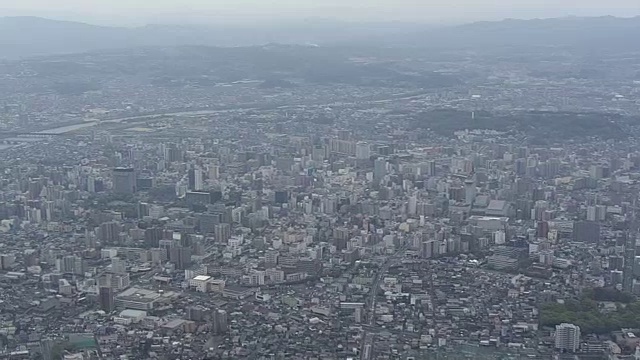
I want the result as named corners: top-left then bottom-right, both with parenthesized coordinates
top-left (403, 16), bottom-right (640, 52)
top-left (0, 15), bottom-right (639, 58)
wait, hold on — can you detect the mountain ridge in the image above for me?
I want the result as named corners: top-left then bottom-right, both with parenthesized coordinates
top-left (0, 15), bottom-right (639, 58)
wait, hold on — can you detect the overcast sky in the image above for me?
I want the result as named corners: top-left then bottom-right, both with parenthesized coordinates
top-left (2, 0), bottom-right (640, 25)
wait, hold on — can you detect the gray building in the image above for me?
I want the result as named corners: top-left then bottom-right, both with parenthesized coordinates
top-left (112, 167), bottom-right (136, 194)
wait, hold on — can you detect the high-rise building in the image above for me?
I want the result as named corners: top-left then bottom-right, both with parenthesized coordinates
top-left (99, 221), bottom-right (122, 244)
top-left (555, 323), bottom-right (580, 352)
top-left (573, 221), bottom-right (600, 243)
top-left (209, 165), bottom-right (220, 180)
top-left (59, 255), bottom-right (83, 275)
top-left (536, 221), bottom-right (549, 239)
top-left (137, 202), bottom-right (149, 218)
top-left (196, 213), bottom-right (218, 234)
top-left (407, 195), bottom-right (418, 216)
top-left (215, 223), bottom-right (231, 243)
top-left (265, 250), bottom-right (279, 267)
top-left (164, 146), bottom-right (183, 163)
top-left (464, 179), bottom-right (476, 205)
top-left (609, 255), bottom-right (624, 271)
top-left (98, 273), bottom-right (130, 290)
top-left (356, 142), bottom-right (371, 160)
top-left (150, 248), bottom-right (168, 264)
top-left (144, 227), bottom-right (164, 248)
top-left (373, 158), bottom-right (387, 184)
top-left (428, 160), bottom-right (437, 176)
top-left (40, 338), bottom-right (55, 360)
top-left (624, 238), bottom-right (636, 292)
top-left (186, 306), bottom-right (206, 322)
top-left (87, 176), bottom-right (97, 193)
top-left (194, 169), bottom-right (203, 191)
top-left (99, 286), bottom-right (115, 313)
top-left (212, 309), bottom-right (228, 334)
top-left (112, 168), bottom-right (136, 194)
top-left (188, 168), bottom-right (204, 191)
top-left (586, 206), bottom-right (597, 222)
top-left (169, 247), bottom-right (192, 270)
top-left (274, 190), bottom-right (289, 204)
top-left (586, 205), bottom-right (606, 222)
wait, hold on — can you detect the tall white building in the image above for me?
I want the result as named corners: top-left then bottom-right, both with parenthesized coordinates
top-left (555, 323), bottom-right (580, 352)
top-left (194, 169), bottom-right (204, 191)
top-left (209, 165), bottom-right (220, 180)
top-left (587, 206), bottom-right (597, 222)
top-left (464, 179), bottom-right (476, 205)
top-left (407, 195), bottom-right (417, 216)
top-left (586, 205), bottom-right (606, 222)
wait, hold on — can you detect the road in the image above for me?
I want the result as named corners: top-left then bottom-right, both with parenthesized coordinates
top-left (360, 243), bottom-right (410, 360)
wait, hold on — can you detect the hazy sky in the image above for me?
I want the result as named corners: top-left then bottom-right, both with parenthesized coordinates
top-left (2, 0), bottom-right (640, 25)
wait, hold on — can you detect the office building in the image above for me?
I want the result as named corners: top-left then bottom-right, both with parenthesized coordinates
top-left (115, 287), bottom-right (161, 310)
top-left (215, 223), bottom-right (231, 243)
top-left (164, 146), bottom-right (184, 163)
top-left (144, 227), bottom-right (164, 248)
top-left (169, 246), bottom-right (192, 270)
top-left (112, 167), bottom-right (136, 194)
top-left (99, 221), bottom-right (122, 244)
top-left (59, 255), bottom-right (83, 275)
top-left (40, 339), bottom-right (55, 360)
top-left (185, 191), bottom-right (210, 206)
top-left (586, 205), bottom-right (607, 222)
top-left (186, 306), bottom-right (206, 322)
top-left (136, 177), bottom-right (154, 191)
top-left (265, 250), bottom-right (279, 267)
top-left (99, 286), bottom-right (115, 313)
top-left (573, 221), bottom-right (600, 243)
top-left (188, 168), bottom-right (204, 191)
top-left (212, 309), bottom-right (228, 334)
top-left (374, 158), bottom-right (387, 183)
top-left (464, 179), bottom-right (476, 205)
top-left (555, 323), bottom-right (580, 352)
top-left (356, 142), bottom-right (370, 160)
top-left (189, 275), bottom-right (213, 292)
top-left (274, 190), bottom-right (289, 204)
top-left (98, 272), bottom-right (130, 290)
top-left (427, 160), bottom-right (437, 176)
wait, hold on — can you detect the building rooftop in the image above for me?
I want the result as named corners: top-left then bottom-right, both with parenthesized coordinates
top-left (193, 275), bottom-right (212, 281)
top-left (116, 287), bottom-right (161, 302)
top-left (487, 200), bottom-right (507, 211)
top-left (119, 309), bottom-right (147, 318)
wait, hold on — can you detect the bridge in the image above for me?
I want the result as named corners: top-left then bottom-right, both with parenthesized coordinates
top-left (0, 132), bottom-right (67, 137)
top-left (0, 132), bottom-right (72, 145)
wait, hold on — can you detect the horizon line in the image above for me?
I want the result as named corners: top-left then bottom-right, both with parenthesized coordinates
top-left (0, 13), bottom-right (639, 28)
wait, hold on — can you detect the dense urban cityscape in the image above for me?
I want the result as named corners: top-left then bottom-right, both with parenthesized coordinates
top-left (0, 11), bottom-right (639, 360)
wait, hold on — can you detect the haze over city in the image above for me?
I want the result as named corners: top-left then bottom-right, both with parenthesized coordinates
top-left (2, 0), bottom-right (640, 360)
top-left (1, 0), bottom-right (640, 25)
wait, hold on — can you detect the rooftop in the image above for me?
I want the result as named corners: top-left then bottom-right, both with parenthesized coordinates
top-left (193, 275), bottom-right (212, 281)
top-left (487, 200), bottom-right (507, 211)
top-left (116, 287), bottom-right (161, 302)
